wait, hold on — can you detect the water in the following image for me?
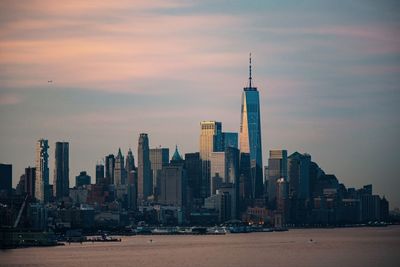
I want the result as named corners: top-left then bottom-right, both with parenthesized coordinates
top-left (1, 226), bottom-right (399, 267)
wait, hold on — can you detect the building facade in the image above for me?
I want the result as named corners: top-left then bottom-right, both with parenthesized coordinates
top-left (267, 149), bottom-right (288, 206)
top-left (150, 147), bottom-right (170, 197)
top-left (53, 141), bottom-right (69, 199)
top-left (138, 133), bottom-right (151, 201)
top-left (239, 55), bottom-right (263, 199)
top-left (199, 121), bottom-right (223, 199)
top-left (35, 139), bottom-right (49, 203)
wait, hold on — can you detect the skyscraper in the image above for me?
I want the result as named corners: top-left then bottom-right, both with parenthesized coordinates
top-left (159, 147), bottom-right (187, 208)
top-left (239, 54), bottom-right (263, 199)
top-left (0, 163), bottom-right (12, 197)
top-left (288, 152), bottom-right (311, 200)
top-left (95, 163), bottom-right (104, 185)
top-left (138, 133), bottom-right (151, 201)
top-left (75, 171), bottom-right (91, 187)
top-left (199, 121), bottom-right (222, 198)
top-left (114, 148), bottom-right (126, 185)
top-left (35, 139), bottom-right (49, 203)
top-left (184, 152), bottom-right (202, 203)
top-left (53, 141), bottom-right (69, 199)
top-left (125, 148), bottom-right (135, 174)
top-left (267, 149), bottom-right (288, 206)
top-left (105, 154), bottom-right (115, 184)
top-left (25, 166), bottom-right (36, 198)
top-left (149, 147), bottom-right (169, 197)
top-left (222, 132), bottom-right (238, 149)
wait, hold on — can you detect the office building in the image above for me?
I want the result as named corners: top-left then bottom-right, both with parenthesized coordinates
top-left (114, 148), bottom-right (126, 185)
top-left (105, 154), bottom-right (115, 184)
top-left (199, 121), bottom-right (222, 198)
top-left (53, 141), bottom-right (69, 199)
top-left (288, 152), bottom-right (311, 200)
top-left (25, 166), bottom-right (36, 198)
top-left (184, 152), bottom-right (202, 202)
top-left (150, 147), bottom-right (169, 197)
top-left (0, 163), bottom-right (12, 196)
top-left (267, 149), bottom-right (287, 205)
top-left (239, 54), bottom-right (263, 199)
top-left (76, 171), bottom-right (91, 187)
top-left (222, 132), bottom-right (238, 149)
top-left (159, 149), bottom-right (187, 207)
top-left (95, 163), bottom-right (104, 185)
top-left (125, 148), bottom-right (135, 174)
top-left (138, 133), bottom-right (151, 201)
top-left (35, 139), bottom-right (49, 203)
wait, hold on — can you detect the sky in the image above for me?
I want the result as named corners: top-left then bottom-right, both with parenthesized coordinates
top-left (0, 0), bottom-right (399, 208)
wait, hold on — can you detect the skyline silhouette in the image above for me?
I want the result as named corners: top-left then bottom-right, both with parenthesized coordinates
top-left (0, 1), bottom-right (399, 208)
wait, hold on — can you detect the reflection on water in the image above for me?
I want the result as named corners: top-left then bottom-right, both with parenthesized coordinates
top-left (1, 226), bottom-right (399, 267)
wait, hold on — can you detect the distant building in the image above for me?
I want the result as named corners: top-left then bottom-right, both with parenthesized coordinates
top-left (24, 167), bottom-right (36, 198)
top-left (288, 152), bottom-right (311, 200)
top-left (222, 132), bottom-right (238, 149)
top-left (35, 139), bottom-right (49, 203)
top-left (150, 147), bottom-right (169, 197)
top-left (76, 171), bottom-right (91, 187)
top-left (125, 148), bottom-right (135, 174)
top-left (53, 141), bottom-right (69, 199)
top-left (95, 163), bottom-right (104, 185)
top-left (138, 133), bottom-right (151, 202)
top-left (105, 154), bottom-right (115, 184)
top-left (159, 147), bottom-right (187, 207)
top-left (267, 149), bottom-right (287, 206)
top-left (0, 163), bottom-right (12, 197)
top-left (200, 121), bottom-right (223, 198)
top-left (184, 152), bottom-right (202, 202)
top-left (210, 152), bottom-right (225, 195)
top-left (114, 148), bottom-right (126, 185)
top-left (239, 54), bottom-right (263, 199)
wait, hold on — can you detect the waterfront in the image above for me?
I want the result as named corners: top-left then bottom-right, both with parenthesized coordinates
top-left (1, 226), bottom-right (399, 267)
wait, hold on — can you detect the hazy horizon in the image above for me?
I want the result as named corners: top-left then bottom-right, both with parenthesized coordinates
top-left (0, 1), bottom-right (399, 208)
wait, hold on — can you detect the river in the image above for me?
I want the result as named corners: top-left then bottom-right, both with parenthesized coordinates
top-left (1, 226), bottom-right (399, 267)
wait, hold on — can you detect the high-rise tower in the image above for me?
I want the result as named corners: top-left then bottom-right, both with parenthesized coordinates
top-left (35, 139), bottom-right (49, 202)
top-left (138, 133), bottom-right (151, 201)
top-left (200, 121), bottom-right (223, 198)
top-left (53, 141), bottom-right (69, 199)
top-left (239, 54), bottom-right (263, 199)
top-left (114, 148), bottom-right (126, 185)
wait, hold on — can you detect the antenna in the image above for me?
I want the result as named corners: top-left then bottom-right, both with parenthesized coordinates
top-left (249, 52), bottom-right (252, 88)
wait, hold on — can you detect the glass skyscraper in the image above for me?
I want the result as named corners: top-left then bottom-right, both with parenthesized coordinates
top-left (239, 54), bottom-right (263, 199)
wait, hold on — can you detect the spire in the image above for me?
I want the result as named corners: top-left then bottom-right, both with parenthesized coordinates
top-left (249, 52), bottom-right (252, 88)
top-left (171, 145), bottom-right (183, 162)
top-left (117, 148), bottom-right (122, 158)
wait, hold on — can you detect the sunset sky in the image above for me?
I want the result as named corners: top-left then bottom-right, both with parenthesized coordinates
top-left (0, 1), bottom-right (399, 207)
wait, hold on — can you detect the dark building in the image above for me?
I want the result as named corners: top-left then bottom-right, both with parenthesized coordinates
top-left (288, 152), bottom-right (311, 200)
top-left (75, 171), bottom-right (91, 187)
top-left (0, 163), bottom-right (12, 197)
top-left (105, 154), bottom-right (115, 184)
top-left (185, 152), bottom-right (202, 203)
top-left (150, 147), bottom-right (169, 198)
top-left (95, 163), bottom-right (104, 185)
top-left (159, 148), bottom-right (187, 208)
top-left (138, 133), bottom-right (151, 202)
top-left (125, 148), bottom-right (136, 174)
top-left (25, 167), bottom-right (36, 198)
top-left (53, 142), bottom-right (69, 199)
top-left (222, 132), bottom-right (238, 149)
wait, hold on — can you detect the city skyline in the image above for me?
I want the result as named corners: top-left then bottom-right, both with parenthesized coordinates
top-left (0, 1), bottom-right (399, 208)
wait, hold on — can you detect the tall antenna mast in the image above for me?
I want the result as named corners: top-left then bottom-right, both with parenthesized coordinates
top-left (249, 52), bottom-right (252, 88)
